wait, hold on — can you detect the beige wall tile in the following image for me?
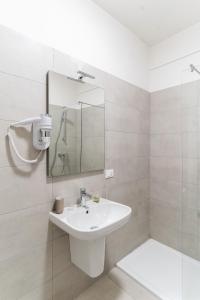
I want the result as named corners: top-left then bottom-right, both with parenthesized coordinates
top-left (106, 178), bottom-right (149, 207)
top-left (53, 235), bottom-right (71, 276)
top-left (182, 183), bottom-right (198, 210)
top-left (150, 221), bottom-right (180, 250)
top-left (181, 232), bottom-right (199, 259)
top-left (75, 276), bottom-right (133, 300)
top-left (53, 266), bottom-right (93, 300)
top-left (0, 163), bottom-right (52, 214)
top-left (151, 109), bottom-right (181, 134)
top-left (104, 76), bottom-right (137, 106)
top-left (182, 158), bottom-right (200, 184)
top-left (106, 131), bottom-right (149, 160)
top-left (105, 219), bottom-right (149, 271)
top-left (181, 207), bottom-right (198, 236)
top-left (106, 101), bottom-right (141, 133)
top-left (19, 281), bottom-right (52, 300)
top-left (150, 201), bottom-right (181, 230)
top-left (151, 134), bottom-right (181, 157)
top-left (135, 88), bottom-right (150, 113)
top-left (106, 156), bottom-right (149, 184)
top-left (0, 202), bottom-right (52, 261)
top-left (150, 180), bottom-right (181, 208)
top-left (182, 132), bottom-right (200, 158)
top-left (0, 243), bottom-right (52, 300)
top-left (150, 157), bottom-right (182, 183)
top-left (151, 85), bottom-right (181, 113)
top-left (53, 269), bottom-right (73, 300)
top-left (181, 106), bottom-right (199, 132)
top-left (104, 75), bottom-right (150, 114)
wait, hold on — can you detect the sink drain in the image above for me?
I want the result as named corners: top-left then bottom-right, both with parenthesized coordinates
top-left (90, 226), bottom-right (98, 230)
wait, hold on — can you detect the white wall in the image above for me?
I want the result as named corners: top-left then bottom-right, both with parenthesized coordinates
top-left (0, 0), bottom-right (149, 90)
top-left (149, 22), bottom-right (200, 92)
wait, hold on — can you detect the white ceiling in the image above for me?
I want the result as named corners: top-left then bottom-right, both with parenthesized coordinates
top-left (92, 0), bottom-right (200, 45)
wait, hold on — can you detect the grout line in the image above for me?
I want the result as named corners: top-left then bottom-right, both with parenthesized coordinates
top-left (0, 69), bottom-right (45, 85)
top-left (0, 159), bottom-right (46, 169)
top-left (19, 279), bottom-right (53, 300)
top-left (106, 129), bottom-right (150, 134)
top-left (106, 131), bottom-right (149, 136)
top-left (106, 99), bottom-right (150, 114)
top-left (0, 199), bottom-right (53, 217)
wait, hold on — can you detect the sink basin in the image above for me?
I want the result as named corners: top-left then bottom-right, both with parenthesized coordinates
top-left (49, 198), bottom-right (132, 278)
top-left (49, 198), bottom-right (131, 240)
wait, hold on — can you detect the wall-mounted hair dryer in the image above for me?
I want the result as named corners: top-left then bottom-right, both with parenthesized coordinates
top-left (7, 114), bottom-right (52, 164)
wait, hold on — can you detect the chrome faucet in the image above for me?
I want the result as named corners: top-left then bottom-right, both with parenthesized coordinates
top-left (79, 188), bottom-right (91, 208)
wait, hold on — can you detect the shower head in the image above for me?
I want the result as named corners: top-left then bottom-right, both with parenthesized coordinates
top-left (190, 64), bottom-right (200, 75)
top-left (190, 64), bottom-right (195, 72)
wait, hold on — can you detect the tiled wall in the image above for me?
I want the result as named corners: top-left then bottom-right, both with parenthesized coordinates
top-left (0, 25), bottom-right (150, 300)
top-left (150, 80), bottom-right (200, 259)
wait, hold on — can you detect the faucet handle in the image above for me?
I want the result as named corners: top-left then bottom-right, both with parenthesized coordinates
top-left (80, 187), bottom-right (86, 195)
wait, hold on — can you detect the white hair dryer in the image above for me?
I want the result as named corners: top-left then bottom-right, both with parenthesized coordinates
top-left (7, 114), bottom-right (52, 164)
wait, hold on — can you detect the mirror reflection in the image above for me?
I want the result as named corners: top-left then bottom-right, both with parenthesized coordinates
top-left (47, 71), bottom-right (105, 177)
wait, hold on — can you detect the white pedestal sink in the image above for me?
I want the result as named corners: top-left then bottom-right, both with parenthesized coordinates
top-left (49, 198), bottom-right (132, 277)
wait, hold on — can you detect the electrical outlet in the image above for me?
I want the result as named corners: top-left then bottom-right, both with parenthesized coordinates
top-left (104, 169), bottom-right (114, 179)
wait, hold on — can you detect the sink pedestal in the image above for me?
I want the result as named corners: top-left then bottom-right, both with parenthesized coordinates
top-left (50, 199), bottom-right (132, 277)
top-left (70, 236), bottom-right (105, 278)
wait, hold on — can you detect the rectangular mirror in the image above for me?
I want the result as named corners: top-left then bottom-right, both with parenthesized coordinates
top-left (47, 71), bottom-right (105, 177)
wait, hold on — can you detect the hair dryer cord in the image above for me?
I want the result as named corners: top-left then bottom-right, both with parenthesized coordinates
top-left (7, 130), bottom-right (42, 164)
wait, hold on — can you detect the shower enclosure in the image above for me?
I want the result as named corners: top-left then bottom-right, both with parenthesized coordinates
top-left (181, 65), bottom-right (200, 300)
top-left (141, 63), bottom-right (200, 300)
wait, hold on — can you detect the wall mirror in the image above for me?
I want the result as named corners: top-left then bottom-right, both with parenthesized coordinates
top-left (47, 71), bottom-right (105, 177)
